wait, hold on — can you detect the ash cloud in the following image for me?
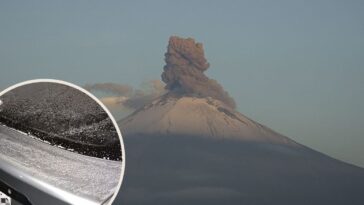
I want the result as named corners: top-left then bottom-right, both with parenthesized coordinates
top-left (85, 80), bottom-right (166, 110)
top-left (123, 80), bottom-right (165, 109)
top-left (84, 83), bottom-right (132, 96)
top-left (162, 36), bottom-right (236, 109)
top-left (85, 36), bottom-right (236, 112)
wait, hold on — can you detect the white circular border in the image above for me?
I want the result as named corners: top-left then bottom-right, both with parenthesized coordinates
top-left (0, 79), bottom-right (126, 205)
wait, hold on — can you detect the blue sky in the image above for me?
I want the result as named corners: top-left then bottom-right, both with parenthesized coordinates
top-left (0, 0), bottom-right (363, 167)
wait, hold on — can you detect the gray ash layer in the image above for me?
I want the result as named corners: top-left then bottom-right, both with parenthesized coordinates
top-left (0, 125), bottom-right (121, 203)
top-left (0, 82), bottom-right (122, 161)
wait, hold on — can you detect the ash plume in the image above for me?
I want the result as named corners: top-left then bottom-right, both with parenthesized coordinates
top-left (162, 36), bottom-right (236, 109)
top-left (85, 80), bottom-right (166, 110)
top-left (123, 80), bottom-right (166, 109)
top-left (84, 83), bottom-right (132, 96)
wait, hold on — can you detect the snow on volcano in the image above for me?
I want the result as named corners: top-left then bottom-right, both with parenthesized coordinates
top-left (120, 94), bottom-right (296, 146)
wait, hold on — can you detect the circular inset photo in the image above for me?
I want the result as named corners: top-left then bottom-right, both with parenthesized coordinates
top-left (0, 79), bottom-right (125, 205)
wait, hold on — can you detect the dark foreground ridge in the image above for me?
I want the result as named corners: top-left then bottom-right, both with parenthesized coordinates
top-left (0, 82), bottom-right (122, 161)
top-left (114, 134), bottom-right (364, 205)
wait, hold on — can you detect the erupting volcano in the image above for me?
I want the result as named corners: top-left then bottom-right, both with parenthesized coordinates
top-left (116, 36), bottom-right (364, 205)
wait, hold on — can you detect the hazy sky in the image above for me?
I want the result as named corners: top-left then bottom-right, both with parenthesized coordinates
top-left (0, 1), bottom-right (363, 167)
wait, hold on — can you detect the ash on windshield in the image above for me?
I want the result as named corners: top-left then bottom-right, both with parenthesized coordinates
top-left (0, 82), bottom-right (122, 161)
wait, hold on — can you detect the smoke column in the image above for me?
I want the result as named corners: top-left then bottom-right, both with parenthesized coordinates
top-left (162, 36), bottom-right (236, 109)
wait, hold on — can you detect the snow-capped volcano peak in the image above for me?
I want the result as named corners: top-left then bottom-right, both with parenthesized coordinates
top-left (119, 94), bottom-right (297, 146)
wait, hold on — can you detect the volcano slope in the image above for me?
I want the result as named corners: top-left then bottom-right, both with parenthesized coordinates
top-left (112, 36), bottom-right (364, 204)
top-left (115, 95), bottom-right (364, 205)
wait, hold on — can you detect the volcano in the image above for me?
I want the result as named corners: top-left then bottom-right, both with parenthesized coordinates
top-left (114, 37), bottom-right (364, 205)
top-left (121, 94), bottom-right (296, 145)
